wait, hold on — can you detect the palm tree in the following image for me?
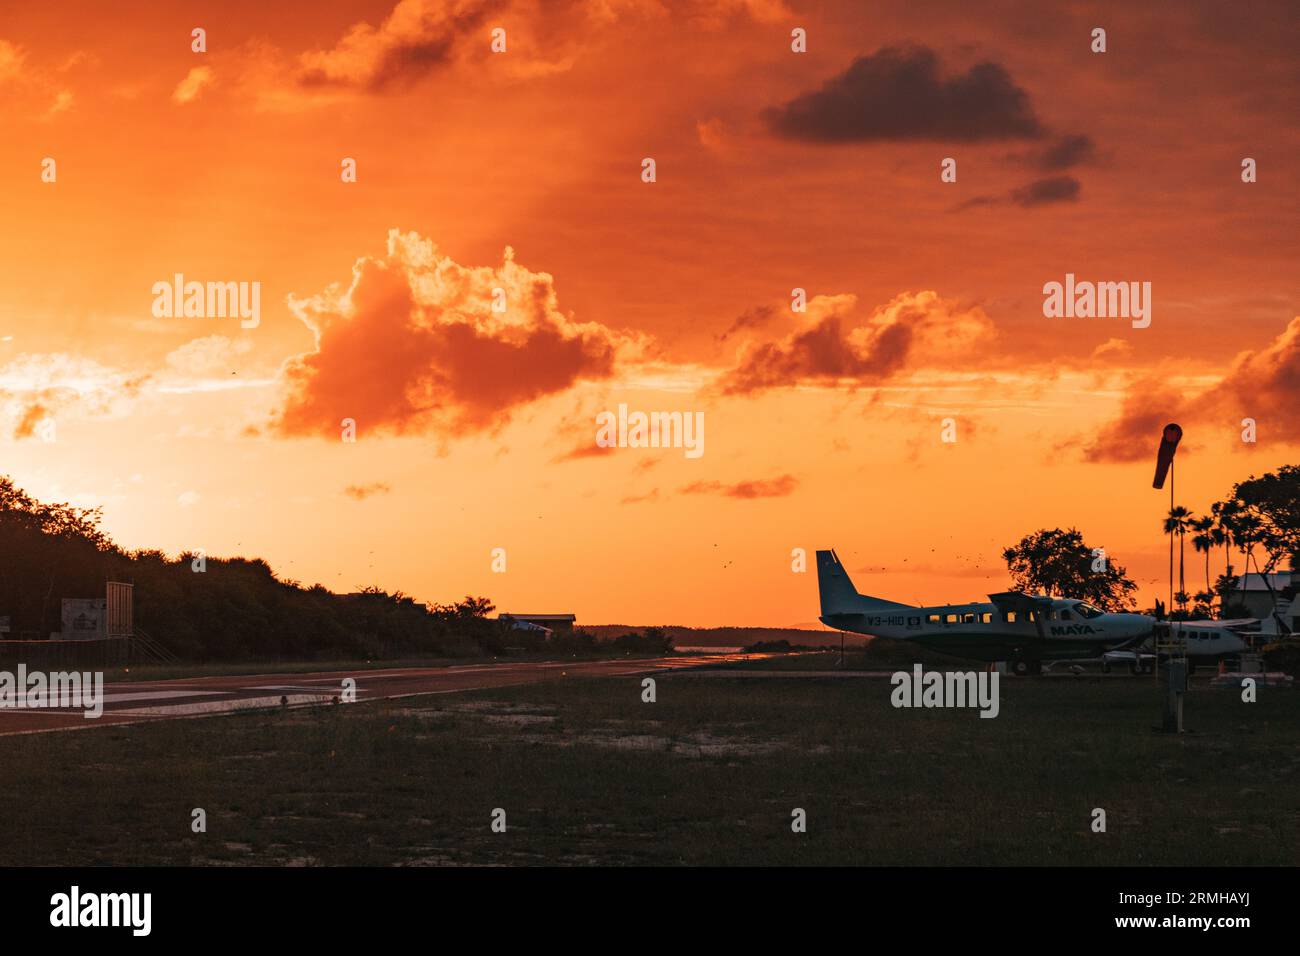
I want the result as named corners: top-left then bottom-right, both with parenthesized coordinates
top-left (1211, 499), bottom-right (1237, 577)
top-left (1164, 506), bottom-right (1193, 611)
top-left (1191, 515), bottom-right (1215, 599)
top-left (1234, 511), bottom-right (1264, 576)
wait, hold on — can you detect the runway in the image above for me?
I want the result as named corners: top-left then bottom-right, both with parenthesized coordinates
top-left (0, 653), bottom-right (768, 736)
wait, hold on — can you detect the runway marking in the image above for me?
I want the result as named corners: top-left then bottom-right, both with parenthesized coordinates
top-left (1, 689), bottom-right (231, 709)
top-left (117, 693), bottom-right (335, 717)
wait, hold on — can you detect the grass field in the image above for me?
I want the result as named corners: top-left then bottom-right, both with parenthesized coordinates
top-left (1, 666), bottom-right (1296, 866)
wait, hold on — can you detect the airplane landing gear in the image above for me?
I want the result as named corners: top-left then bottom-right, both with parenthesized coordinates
top-left (1011, 658), bottom-right (1042, 676)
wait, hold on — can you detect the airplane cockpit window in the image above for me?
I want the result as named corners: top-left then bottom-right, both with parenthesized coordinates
top-left (1074, 603), bottom-right (1105, 619)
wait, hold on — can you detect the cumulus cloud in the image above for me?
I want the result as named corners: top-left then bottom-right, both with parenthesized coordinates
top-left (272, 230), bottom-right (639, 439)
top-left (0, 354), bottom-right (147, 439)
top-left (764, 46), bottom-right (1044, 143)
top-left (680, 474), bottom-right (799, 499)
top-left (1083, 316), bottom-right (1300, 461)
top-left (296, 0), bottom-right (499, 92)
top-left (172, 66), bottom-right (214, 104)
top-left (716, 291), bottom-right (996, 394)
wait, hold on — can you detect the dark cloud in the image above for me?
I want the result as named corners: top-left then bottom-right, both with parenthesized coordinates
top-left (296, 0), bottom-right (502, 92)
top-left (764, 45), bottom-right (1044, 143)
top-left (716, 305), bottom-right (776, 343)
top-left (1036, 134), bottom-right (1096, 171)
top-left (955, 173), bottom-right (1083, 211)
top-left (1011, 174), bottom-right (1081, 206)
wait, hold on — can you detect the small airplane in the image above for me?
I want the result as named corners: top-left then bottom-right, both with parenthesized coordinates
top-left (499, 615), bottom-right (554, 637)
top-left (816, 549), bottom-right (1154, 675)
top-left (1103, 620), bottom-right (1251, 674)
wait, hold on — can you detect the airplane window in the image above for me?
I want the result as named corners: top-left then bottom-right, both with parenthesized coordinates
top-left (1005, 611), bottom-right (1018, 623)
top-left (980, 613), bottom-right (992, 624)
top-left (943, 614), bottom-right (956, 624)
top-left (962, 613), bottom-right (976, 623)
top-left (1074, 603), bottom-right (1105, 619)
top-left (926, 614), bottom-right (940, 624)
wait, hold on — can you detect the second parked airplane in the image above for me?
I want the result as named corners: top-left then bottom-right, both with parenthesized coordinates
top-left (816, 549), bottom-right (1155, 675)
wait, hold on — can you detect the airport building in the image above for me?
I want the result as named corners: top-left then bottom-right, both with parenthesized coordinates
top-left (1233, 560), bottom-right (1298, 630)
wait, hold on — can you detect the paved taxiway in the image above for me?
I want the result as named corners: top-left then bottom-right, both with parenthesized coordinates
top-left (0, 653), bottom-right (768, 735)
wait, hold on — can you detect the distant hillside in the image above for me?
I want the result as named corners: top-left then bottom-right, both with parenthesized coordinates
top-left (582, 625), bottom-right (865, 649)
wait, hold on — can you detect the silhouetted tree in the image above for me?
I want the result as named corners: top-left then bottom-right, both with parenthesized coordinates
top-left (1002, 527), bottom-right (1137, 610)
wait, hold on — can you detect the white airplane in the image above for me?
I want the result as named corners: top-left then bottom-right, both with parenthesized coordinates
top-left (499, 615), bottom-right (553, 637)
top-left (816, 549), bottom-right (1154, 675)
top-left (1104, 620), bottom-right (1250, 674)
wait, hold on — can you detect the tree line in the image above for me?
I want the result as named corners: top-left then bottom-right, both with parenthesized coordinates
top-left (0, 476), bottom-right (669, 661)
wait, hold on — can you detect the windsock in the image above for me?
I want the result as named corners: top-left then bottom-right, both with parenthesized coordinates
top-left (1152, 423), bottom-right (1182, 489)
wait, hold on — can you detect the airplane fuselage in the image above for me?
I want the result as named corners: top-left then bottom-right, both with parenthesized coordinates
top-left (820, 598), bottom-right (1152, 663)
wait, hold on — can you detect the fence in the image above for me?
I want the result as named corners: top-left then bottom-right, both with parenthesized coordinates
top-left (0, 635), bottom-right (178, 670)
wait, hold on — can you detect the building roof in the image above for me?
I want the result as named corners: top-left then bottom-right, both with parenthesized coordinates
top-left (1234, 572), bottom-right (1290, 591)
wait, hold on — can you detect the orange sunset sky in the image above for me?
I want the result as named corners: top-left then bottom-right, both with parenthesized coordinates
top-left (1, 0), bottom-right (1297, 627)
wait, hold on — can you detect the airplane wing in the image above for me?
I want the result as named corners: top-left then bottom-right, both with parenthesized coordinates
top-left (987, 591), bottom-right (1053, 639)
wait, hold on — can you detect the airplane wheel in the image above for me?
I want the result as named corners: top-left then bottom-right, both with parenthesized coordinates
top-left (1130, 663), bottom-right (1141, 676)
top-left (1012, 659), bottom-right (1030, 677)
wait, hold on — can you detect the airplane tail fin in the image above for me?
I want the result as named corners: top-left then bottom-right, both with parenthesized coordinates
top-left (816, 549), bottom-right (914, 618)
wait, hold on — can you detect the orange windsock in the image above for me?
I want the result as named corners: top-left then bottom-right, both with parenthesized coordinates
top-left (1152, 423), bottom-right (1182, 489)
